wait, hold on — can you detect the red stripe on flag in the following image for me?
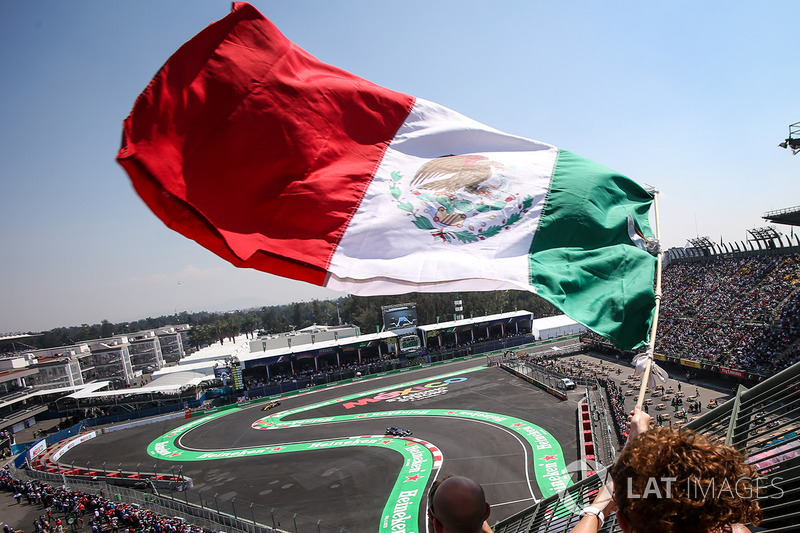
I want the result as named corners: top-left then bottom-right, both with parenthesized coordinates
top-left (118, 2), bottom-right (414, 285)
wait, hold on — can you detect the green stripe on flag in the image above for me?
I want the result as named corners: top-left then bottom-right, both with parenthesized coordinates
top-left (529, 149), bottom-right (656, 350)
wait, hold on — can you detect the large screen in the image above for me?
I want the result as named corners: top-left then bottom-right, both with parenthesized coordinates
top-left (214, 365), bottom-right (231, 380)
top-left (382, 304), bottom-right (418, 331)
top-left (399, 334), bottom-right (421, 353)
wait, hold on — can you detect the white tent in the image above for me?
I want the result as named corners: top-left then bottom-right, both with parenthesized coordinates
top-left (532, 315), bottom-right (585, 340)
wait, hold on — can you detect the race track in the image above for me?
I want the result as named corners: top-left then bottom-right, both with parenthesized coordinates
top-left (60, 359), bottom-right (581, 533)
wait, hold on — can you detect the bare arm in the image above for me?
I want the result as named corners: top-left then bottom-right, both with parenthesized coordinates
top-left (568, 481), bottom-right (616, 533)
top-left (627, 405), bottom-right (652, 442)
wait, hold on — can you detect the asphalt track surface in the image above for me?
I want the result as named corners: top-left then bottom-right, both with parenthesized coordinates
top-left (60, 359), bottom-right (581, 533)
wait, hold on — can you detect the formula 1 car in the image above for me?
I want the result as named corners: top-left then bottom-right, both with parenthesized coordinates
top-left (261, 401), bottom-right (281, 411)
top-left (385, 427), bottom-right (412, 437)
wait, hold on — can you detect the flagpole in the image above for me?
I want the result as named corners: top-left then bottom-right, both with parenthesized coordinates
top-left (636, 191), bottom-right (663, 409)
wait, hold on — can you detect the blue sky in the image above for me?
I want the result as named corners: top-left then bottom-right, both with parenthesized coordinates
top-left (1, 1), bottom-right (797, 333)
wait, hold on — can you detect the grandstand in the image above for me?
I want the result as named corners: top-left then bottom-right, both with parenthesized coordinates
top-left (586, 244), bottom-right (799, 382)
top-left (764, 206), bottom-right (800, 227)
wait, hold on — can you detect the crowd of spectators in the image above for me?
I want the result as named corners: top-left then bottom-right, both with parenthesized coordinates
top-left (589, 252), bottom-right (800, 375)
top-left (659, 253), bottom-right (800, 373)
top-left (1, 467), bottom-right (214, 533)
top-left (425, 331), bottom-right (531, 354)
top-left (604, 379), bottom-right (628, 441)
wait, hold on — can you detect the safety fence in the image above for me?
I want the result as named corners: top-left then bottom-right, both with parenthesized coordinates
top-left (502, 357), bottom-right (617, 467)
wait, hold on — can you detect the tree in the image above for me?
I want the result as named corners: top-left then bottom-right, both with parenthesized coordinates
top-left (292, 302), bottom-right (305, 330)
top-left (18, 289), bottom-right (558, 352)
top-left (100, 319), bottom-right (115, 338)
top-left (312, 299), bottom-right (323, 325)
top-left (241, 314), bottom-right (257, 339)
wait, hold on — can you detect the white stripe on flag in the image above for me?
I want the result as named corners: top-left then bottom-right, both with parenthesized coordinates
top-left (327, 98), bottom-right (558, 294)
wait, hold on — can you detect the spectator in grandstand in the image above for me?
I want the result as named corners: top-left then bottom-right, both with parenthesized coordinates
top-left (428, 475), bottom-right (492, 533)
top-left (570, 407), bottom-right (761, 533)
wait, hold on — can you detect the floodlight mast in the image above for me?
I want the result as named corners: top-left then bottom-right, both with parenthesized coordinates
top-left (778, 121), bottom-right (800, 155)
top-left (688, 236), bottom-right (714, 249)
top-left (747, 226), bottom-right (782, 249)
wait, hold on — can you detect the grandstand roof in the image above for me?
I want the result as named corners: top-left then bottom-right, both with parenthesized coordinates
top-left (531, 314), bottom-right (581, 330)
top-left (763, 205), bottom-right (800, 226)
top-left (28, 381), bottom-right (111, 398)
top-left (0, 366), bottom-right (37, 383)
top-left (416, 310), bottom-right (532, 332)
top-left (0, 333), bottom-right (39, 342)
top-left (66, 378), bottom-right (204, 398)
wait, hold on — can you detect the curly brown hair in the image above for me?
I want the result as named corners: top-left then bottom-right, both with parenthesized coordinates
top-left (610, 427), bottom-right (762, 533)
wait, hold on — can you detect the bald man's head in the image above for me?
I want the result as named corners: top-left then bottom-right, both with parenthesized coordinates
top-left (430, 476), bottom-right (491, 533)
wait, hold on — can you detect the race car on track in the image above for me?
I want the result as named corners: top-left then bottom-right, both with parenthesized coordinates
top-left (385, 427), bottom-right (412, 437)
top-left (262, 401), bottom-right (281, 411)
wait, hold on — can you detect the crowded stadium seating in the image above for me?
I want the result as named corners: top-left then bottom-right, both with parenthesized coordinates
top-left (588, 251), bottom-right (800, 376)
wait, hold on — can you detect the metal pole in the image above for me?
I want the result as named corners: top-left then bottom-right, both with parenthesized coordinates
top-left (636, 191), bottom-right (664, 410)
top-left (214, 493), bottom-right (220, 515)
top-left (231, 497), bottom-right (237, 518)
top-left (250, 503), bottom-right (256, 526)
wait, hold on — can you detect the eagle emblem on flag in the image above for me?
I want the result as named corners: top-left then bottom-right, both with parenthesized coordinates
top-left (411, 154), bottom-right (506, 196)
top-left (390, 154), bottom-right (534, 244)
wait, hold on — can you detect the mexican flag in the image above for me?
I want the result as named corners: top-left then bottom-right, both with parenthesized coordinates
top-left (117, 2), bottom-right (657, 350)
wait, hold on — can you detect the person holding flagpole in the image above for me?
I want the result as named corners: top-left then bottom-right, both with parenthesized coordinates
top-left (569, 191), bottom-right (760, 533)
top-left (570, 405), bottom-right (761, 533)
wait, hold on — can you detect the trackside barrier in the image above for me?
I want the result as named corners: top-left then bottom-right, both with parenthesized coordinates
top-left (16, 462), bottom-right (353, 533)
top-left (188, 354), bottom-right (493, 418)
top-left (576, 398), bottom-right (599, 480)
top-left (499, 364), bottom-right (567, 401)
top-left (105, 410), bottom-right (188, 432)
